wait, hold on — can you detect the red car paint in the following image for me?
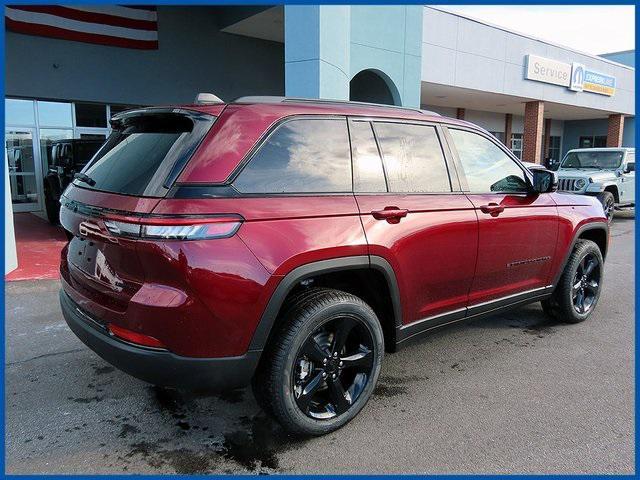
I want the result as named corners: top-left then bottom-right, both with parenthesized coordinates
top-left (59, 100), bottom-right (608, 368)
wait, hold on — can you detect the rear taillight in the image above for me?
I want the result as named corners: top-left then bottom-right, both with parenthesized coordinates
top-left (108, 323), bottom-right (166, 349)
top-left (103, 215), bottom-right (242, 240)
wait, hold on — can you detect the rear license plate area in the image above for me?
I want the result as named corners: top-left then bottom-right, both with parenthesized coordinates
top-left (69, 236), bottom-right (99, 276)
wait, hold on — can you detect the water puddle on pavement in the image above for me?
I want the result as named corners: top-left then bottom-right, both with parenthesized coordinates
top-left (111, 386), bottom-right (305, 474)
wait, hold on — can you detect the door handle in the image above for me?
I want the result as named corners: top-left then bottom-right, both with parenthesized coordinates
top-left (479, 203), bottom-right (505, 217)
top-left (371, 207), bottom-right (408, 224)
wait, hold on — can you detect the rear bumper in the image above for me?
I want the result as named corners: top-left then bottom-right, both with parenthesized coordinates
top-left (60, 289), bottom-right (260, 391)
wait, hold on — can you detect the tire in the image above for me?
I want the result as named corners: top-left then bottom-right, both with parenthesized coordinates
top-left (44, 187), bottom-right (60, 225)
top-left (251, 287), bottom-right (333, 418)
top-left (597, 191), bottom-right (615, 224)
top-left (252, 288), bottom-right (384, 436)
top-left (544, 239), bottom-right (604, 324)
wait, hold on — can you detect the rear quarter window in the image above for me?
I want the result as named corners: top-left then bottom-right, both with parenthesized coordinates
top-left (233, 118), bottom-right (352, 194)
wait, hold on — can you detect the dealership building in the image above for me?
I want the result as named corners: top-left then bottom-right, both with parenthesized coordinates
top-left (4, 5), bottom-right (635, 273)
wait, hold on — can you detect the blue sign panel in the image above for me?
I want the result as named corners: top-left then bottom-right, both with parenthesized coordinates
top-left (583, 70), bottom-right (616, 96)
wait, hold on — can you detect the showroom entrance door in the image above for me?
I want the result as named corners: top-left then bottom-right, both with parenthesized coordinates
top-left (5, 128), bottom-right (43, 212)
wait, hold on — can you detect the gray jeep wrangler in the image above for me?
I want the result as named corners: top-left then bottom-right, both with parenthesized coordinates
top-left (556, 147), bottom-right (635, 223)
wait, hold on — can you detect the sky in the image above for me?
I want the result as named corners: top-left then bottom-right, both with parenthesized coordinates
top-left (434, 5), bottom-right (635, 56)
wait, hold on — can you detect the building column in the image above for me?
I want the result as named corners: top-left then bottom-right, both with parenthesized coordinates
top-left (284, 6), bottom-right (351, 100)
top-left (504, 113), bottom-right (512, 148)
top-left (4, 149), bottom-right (17, 274)
top-left (456, 108), bottom-right (465, 120)
top-left (543, 118), bottom-right (552, 161)
top-left (606, 114), bottom-right (625, 147)
top-left (522, 101), bottom-right (544, 164)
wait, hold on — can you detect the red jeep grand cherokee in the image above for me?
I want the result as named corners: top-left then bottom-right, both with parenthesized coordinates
top-left (60, 97), bottom-right (609, 435)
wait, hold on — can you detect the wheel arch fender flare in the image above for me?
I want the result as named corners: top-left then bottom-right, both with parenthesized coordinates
top-left (552, 222), bottom-right (609, 287)
top-left (601, 183), bottom-right (620, 202)
top-left (248, 255), bottom-right (402, 352)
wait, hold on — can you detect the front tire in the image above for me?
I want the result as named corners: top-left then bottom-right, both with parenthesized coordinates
top-left (597, 191), bottom-right (615, 224)
top-left (542, 239), bottom-right (604, 323)
top-left (253, 288), bottom-right (384, 436)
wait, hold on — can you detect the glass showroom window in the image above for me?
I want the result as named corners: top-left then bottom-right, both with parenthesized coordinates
top-left (489, 131), bottom-right (505, 143)
top-left (6, 98), bottom-right (36, 126)
top-left (579, 135), bottom-right (607, 149)
top-left (548, 136), bottom-right (561, 162)
top-left (5, 99), bottom-right (42, 211)
top-left (36, 101), bottom-right (74, 175)
top-left (75, 103), bottom-right (109, 140)
top-left (39, 128), bottom-right (73, 172)
top-left (510, 133), bottom-right (523, 159)
top-left (37, 101), bottom-right (73, 128)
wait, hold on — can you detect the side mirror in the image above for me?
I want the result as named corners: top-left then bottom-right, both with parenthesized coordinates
top-left (624, 163), bottom-right (635, 174)
top-left (531, 168), bottom-right (558, 193)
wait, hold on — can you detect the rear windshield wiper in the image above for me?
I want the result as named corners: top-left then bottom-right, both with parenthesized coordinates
top-left (74, 172), bottom-right (96, 186)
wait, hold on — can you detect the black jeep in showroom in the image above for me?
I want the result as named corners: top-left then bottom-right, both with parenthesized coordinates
top-left (43, 139), bottom-right (103, 224)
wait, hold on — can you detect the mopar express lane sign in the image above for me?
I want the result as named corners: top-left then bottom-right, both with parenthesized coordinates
top-left (524, 54), bottom-right (616, 96)
top-left (582, 70), bottom-right (616, 96)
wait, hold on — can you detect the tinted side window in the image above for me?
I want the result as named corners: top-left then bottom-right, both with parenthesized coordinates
top-left (350, 121), bottom-right (386, 192)
top-left (449, 129), bottom-right (528, 193)
top-left (234, 118), bottom-right (351, 194)
top-left (373, 122), bottom-right (450, 193)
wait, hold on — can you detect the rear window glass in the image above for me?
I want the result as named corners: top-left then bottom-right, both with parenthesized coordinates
top-left (374, 122), bottom-right (451, 193)
top-left (76, 111), bottom-right (214, 197)
top-left (233, 118), bottom-right (351, 194)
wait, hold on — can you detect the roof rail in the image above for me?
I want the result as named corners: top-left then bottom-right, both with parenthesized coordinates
top-left (233, 96), bottom-right (441, 116)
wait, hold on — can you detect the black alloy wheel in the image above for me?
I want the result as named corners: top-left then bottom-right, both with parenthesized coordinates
top-left (571, 252), bottom-right (601, 315)
top-left (292, 315), bottom-right (374, 419)
top-left (252, 288), bottom-right (384, 436)
top-left (541, 239), bottom-right (604, 324)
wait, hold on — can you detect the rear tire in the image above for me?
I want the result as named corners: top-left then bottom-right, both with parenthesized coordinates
top-left (597, 191), bottom-right (615, 224)
top-left (252, 288), bottom-right (384, 436)
top-left (44, 187), bottom-right (60, 225)
top-left (543, 239), bottom-right (604, 324)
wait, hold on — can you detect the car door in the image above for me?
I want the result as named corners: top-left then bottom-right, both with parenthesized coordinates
top-left (620, 151), bottom-right (635, 203)
top-left (443, 126), bottom-right (559, 311)
top-left (349, 118), bottom-right (478, 335)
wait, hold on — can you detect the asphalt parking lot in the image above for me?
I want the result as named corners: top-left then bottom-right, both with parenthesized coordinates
top-left (5, 213), bottom-right (635, 474)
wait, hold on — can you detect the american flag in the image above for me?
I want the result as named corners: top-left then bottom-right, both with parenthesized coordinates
top-left (5, 5), bottom-right (158, 50)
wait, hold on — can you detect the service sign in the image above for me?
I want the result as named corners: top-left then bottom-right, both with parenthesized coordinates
top-left (582, 70), bottom-right (616, 96)
top-left (525, 54), bottom-right (571, 87)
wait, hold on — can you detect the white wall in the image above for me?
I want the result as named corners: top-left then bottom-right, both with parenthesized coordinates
top-left (464, 110), bottom-right (505, 132)
top-left (5, 149), bottom-right (18, 274)
top-left (422, 105), bottom-right (457, 117)
top-left (422, 7), bottom-right (634, 116)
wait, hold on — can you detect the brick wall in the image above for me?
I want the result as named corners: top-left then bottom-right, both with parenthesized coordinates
top-left (522, 101), bottom-right (544, 163)
top-left (606, 114), bottom-right (625, 147)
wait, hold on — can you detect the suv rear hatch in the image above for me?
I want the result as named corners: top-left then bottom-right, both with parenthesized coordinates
top-left (60, 107), bottom-right (218, 323)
